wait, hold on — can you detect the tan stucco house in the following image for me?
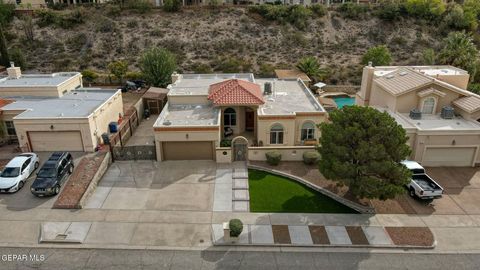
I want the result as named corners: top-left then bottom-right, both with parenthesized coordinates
top-left (154, 73), bottom-right (326, 162)
top-left (0, 65), bottom-right (123, 152)
top-left (357, 65), bottom-right (480, 167)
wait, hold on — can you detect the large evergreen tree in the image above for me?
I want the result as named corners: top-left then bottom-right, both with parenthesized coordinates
top-left (318, 106), bottom-right (412, 200)
top-left (139, 47), bottom-right (176, 88)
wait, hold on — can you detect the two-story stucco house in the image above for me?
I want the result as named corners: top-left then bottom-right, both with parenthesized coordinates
top-left (153, 73), bottom-right (327, 162)
top-left (357, 64), bottom-right (480, 167)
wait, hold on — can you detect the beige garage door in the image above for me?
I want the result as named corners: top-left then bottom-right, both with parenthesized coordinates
top-left (423, 147), bottom-right (476, 167)
top-left (162, 141), bottom-right (214, 160)
top-left (29, 131), bottom-right (84, 152)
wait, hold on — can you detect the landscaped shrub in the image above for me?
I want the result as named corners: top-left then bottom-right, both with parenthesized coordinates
top-left (309, 4), bottom-right (327, 17)
top-left (375, 1), bottom-right (403, 21)
top-left (404, 0), bottom-right (445, 20)
top-left (266, 151), bottom-right (282, 166)
top-left (220, 139), bottom-right (232, 147)
top-left (229, 219), bottom-right (243, 237)
top-left (338, 2), bottom-right (368, 20)
top-left (361, 45), bottom-right (392, 66)
top-left (126, 0), bottom-right (152, 14)
top-left (163, 0), bottom-right (182, 12)
top-left (303, 151), bottom-right (320, 165)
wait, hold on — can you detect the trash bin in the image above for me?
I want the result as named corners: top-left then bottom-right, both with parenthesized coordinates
top-left (109, 122), bottom-right (118, 133)
top-left (144, 108), bottom-right (150, 118)
top-left (101, 133), bottom-right (110, 145)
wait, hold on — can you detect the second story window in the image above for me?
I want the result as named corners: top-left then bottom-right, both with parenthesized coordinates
top-left (421, 97), bottom-right (436, 114)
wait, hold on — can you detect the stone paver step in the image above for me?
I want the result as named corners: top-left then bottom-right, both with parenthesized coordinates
top-left (232, 201), bottom-right (249, 212)
top-left (212, 224), bottom-right (432, 248)
top-left (232, 168), bottom-right (248, 179)
top-left (233, 179), bottom-right (249, 190)
top-left (232, 189), bottom-right (250, 201)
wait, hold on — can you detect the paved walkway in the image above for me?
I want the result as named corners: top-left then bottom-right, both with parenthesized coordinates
top-left (212, 224), bottom-right (404, 247)
top-left (213, 162), bottom-right (250, 212)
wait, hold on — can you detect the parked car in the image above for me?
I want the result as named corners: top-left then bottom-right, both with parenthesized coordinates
top-left (30, 152), bottom-right (74, 197)
top-left (0, 153), bottom-right (39, 193)
top-left (131, 79), bottom-right (146, 89)
top-left (118, 81), bottom-right (139, 93)
top-left (401, 160), bottom-right (444, 200)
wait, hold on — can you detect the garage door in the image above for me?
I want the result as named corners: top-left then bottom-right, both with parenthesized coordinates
top-left (423, 147), bottom-right (476, 167)
top-left (162, 141), bottom-right (214, 160)
top-left (29, 131), bottom-right (84, 152)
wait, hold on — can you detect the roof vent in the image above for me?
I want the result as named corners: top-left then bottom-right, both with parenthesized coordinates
top-left (399, 71), bottom-right (408, 76)
top-left (409, 108), bottom-right (422, 120)
top-left (441, 106), bottom-right (455, 119)
top-left (163, 120), bottom-right (172, 126)
top-left (386, 74), bottom-right (394, 79)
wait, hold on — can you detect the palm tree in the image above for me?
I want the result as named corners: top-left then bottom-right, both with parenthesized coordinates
top-left (296, 56), bottom-right (328, 82)
top-left (439, 31), bottom-right (478, 78)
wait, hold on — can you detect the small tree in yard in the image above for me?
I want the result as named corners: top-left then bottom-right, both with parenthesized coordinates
top-left (438, 31), bottom-right (478, 79)
top-left (108, 60), bottom-right (128, 84)
top-left (81, 69), bottom-right (98, 86)
top-left (139, 47), bottom-right (176, 88)
top-left (361, 45), bottom-right (392, 66)
top-left (318, 106), bottom-right (412, 200)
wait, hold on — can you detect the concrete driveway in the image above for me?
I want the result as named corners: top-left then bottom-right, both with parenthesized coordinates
top-left (85, 160), bottom-right (216, 211)
top-left (373, 167), bottom-right (480, 215)
top-left (0, 152), bottom-right (87, 210)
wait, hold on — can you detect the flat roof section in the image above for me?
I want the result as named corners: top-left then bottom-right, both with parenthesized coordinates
top-left (256, 79), bottom-right (325, 115)
top-left (399, 113), bottom-right (480, 131)
top-left (2, 89), bottom-right (118, 119)
top-left (168, 73), bottom-right (255, 96)
top-left (154, 104), bottom-right (220, 127)
top-left (0, 72), bottom-right (80, 87)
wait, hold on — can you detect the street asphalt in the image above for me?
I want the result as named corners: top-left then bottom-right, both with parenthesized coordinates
top-left (0, 247), bottom-right (478, 270)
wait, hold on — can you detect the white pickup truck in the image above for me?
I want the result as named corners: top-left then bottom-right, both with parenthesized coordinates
top-left (401, 160), bottom-right (444, 200)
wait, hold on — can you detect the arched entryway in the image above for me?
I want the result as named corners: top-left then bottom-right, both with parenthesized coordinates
top-left (232, 136), bottom-right (248, 162)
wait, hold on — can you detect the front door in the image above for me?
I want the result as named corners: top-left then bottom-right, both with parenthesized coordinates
top-left (245, 109), bottom-right (254, 131)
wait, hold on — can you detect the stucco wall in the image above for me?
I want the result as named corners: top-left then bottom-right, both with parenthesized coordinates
top-left (436, 74), bottom-right (469, 90)
top-left (248, 146), bottom-right (317, 161)
top-left (216, 147), bottom-right (232, 163)
top-left (168, 95), bottom-right (209, 105)
top-left (412, 133), bottom-right (480, 163)
top-left (257, 117), bottom-right (296, 146)
top-left (394, 85), bottom-right (461, 114)
top-left (87, 90), bottom-right (124, 148)
top-left (368, 83), bottom-right (397, 110)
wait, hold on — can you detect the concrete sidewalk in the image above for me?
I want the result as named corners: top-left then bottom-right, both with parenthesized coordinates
top-left (0, 205), bottom-right (479, 252)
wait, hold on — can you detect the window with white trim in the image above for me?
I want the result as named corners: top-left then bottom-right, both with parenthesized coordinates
top-left (301, 122), bottom-right (315, 141)
top-left (223, 108), bottom-right (236, 126)
top-left (270, 124), bottom-right (284, 145)
top-left (421, 97), bottom-right (435, 114)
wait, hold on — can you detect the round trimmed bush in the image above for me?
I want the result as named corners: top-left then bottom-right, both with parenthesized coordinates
top-left (265, 151), bottom-right (282, 166)
top-left (303, 151), bottom-right (320, 165)
top-left (229, 219), bottom-right (243, 237)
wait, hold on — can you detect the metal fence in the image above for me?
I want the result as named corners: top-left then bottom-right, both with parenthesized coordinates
top-left (112, 145), bottom-right (156, 161)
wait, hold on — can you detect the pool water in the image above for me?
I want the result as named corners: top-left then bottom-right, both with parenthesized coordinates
top-left (332, 96), bottom-right (355, 108)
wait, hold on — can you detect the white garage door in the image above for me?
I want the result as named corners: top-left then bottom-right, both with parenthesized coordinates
top-left (29, 131), bottom-right (84, 152)
top-left (423, 147), bottom-right (476, 167)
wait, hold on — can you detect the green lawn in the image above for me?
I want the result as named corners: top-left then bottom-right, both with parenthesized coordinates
top-left (248, 169), bottom-right (357, 214)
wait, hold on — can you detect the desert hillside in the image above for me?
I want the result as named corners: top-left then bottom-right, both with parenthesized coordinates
top-left (6, 6), bottom-right (444, 84)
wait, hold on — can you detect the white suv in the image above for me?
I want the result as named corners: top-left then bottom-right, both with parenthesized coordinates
top-left (0, 153), bottom-right (39, 193)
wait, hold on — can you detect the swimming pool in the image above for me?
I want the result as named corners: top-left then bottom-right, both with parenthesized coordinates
top-left (332, 96), bottom-right (355, 109)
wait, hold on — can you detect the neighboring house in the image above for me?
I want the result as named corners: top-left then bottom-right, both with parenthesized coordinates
top-left (153, 73), bottom-right (326, 162)
top-left (357, 64), bottom-right (480, 167)
top-left (0, 65), bottom-right (123, 152)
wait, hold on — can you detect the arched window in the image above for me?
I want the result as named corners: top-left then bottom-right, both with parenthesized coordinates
top-left (224, 108), bottom-right (236, 126)
top-left (421, 97), bottom-right (435, 114)
top-left (301, 122), bottom-right (315, 141)
top-left (270, 124), bottom-right (284, 144)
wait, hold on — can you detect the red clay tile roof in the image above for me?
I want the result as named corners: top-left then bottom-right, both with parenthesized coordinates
top-left (208, 79), bottom-right (264, 105)
top-left (0, 98), bottom-right (13, 109)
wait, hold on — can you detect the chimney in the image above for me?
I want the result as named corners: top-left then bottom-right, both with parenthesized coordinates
top-left (7, 62), bottom-right (21, 79)
top-left (171, 72), bottom-right (180, 84)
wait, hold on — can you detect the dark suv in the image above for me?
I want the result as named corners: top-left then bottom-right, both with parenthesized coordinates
top-left (30, 152), bottom-right (74, 196)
